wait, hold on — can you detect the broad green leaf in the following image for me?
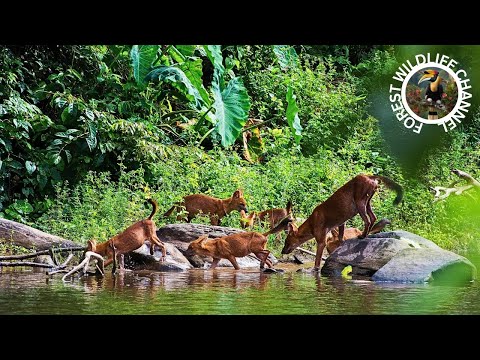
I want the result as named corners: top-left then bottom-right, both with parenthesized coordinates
top-left (12, 200), bottom-right (33, 214)
top-left (204, 45), bottom-right (225, 87)
top-left (0, 160), bottom-right (3, 171)
top-left (145, 66), bottom-right (204, 109)
top-left (176, 45), bottom-right (196, 57)
top-left (179, 58), bottom-right (210, 105)
top-left (64, 150), bottom-right (72, 163)
top-left (25, 161), bottom-right (36, 175)
top-left (7, 160), bottom-right (23, 170)
top-left (86, 121), bottom-right (97, 151)
top-left (168, 46), bottom-right (186, 63)
top-left (37, 174), bottom-right (47, 190)
top-left (212, 71), bottom-right (251, 147)
top-left (130, 45), bottom-right (159, 84)
top-left (53, 155), bottom-right (62, 165)
top-left (273, 45), bottom-right (299, 70)
top-left (341, 265), bottom-right (353, 279)
top-left (286, 86), bottom-right (303, 144)
top-left (85, 109), bottom-right (95, 121)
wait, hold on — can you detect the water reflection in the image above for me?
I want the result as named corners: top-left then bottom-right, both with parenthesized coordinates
top-left (0, 266), bottom-right (479, 315)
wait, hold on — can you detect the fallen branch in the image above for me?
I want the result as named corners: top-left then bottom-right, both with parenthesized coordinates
top-left (431, 169), bottom-right (480, 202)
top-left (297, 247), bottom-right (316, 256)
top-left (0, 246), bottom-right (86, 261)
top-left (62, 251), bottom-right (104, 282)
top-left (46, 254), bottom-right (75, 276)
top-left (0, 261), bottom-right (55, 268)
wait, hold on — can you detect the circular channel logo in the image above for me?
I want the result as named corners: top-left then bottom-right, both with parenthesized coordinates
top-left (389, 54), bottom-right (472, 134)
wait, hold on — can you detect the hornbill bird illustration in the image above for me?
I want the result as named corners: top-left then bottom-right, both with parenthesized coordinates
top-left (418, 69), bottom-right (445, 120)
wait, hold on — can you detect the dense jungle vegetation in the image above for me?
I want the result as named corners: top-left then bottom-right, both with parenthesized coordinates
top-left (1, 45), bottom-right (479, 256)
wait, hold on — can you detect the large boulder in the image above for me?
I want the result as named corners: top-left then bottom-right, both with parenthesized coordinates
top-left (322, 230), bottom-right (476, 283)
top-left (156, 223), bottom-right (277, 269)
top-left (125, 242), bottom-right (192, 271)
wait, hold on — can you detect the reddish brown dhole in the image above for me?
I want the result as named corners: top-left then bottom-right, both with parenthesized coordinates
top-left (164, 189), bottom-right (248, 226)
top-left (87, 199), bottom-right (166, 270)
top-left (280, 174), bottom-right (402, 270)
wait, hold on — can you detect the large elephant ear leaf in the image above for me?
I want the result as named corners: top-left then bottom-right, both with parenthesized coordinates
top-left (273, 45), bottom-right (299, 70)
top-left (145, 66), bottom-right (205, 109)
top-left (212, 71), bottom-right (251, 147)
top-left (130, 45), bottom-right (159, 84)
top-left (286, 85), bottom-right (303, 144)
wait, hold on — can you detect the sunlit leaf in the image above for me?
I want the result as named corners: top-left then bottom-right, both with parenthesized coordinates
top-left (273, 45), bottom-right (299, 70)
top-left (212, 72), bottom-right (251, 147)
top-left (286, 86), bottom-right (303, 144)
top-left (25, 161), bottom-right (36, 175)
top-left (130, 45), bottom-right (159, 85)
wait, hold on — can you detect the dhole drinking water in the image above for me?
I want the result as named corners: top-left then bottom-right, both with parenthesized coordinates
top-left (87, 199), bottom-right (166, 270)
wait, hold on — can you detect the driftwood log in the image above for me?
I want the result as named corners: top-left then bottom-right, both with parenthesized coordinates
top-left (0, 218), bottom-right (80, 250)
top-left (430, 169), bottom-right (480, 202)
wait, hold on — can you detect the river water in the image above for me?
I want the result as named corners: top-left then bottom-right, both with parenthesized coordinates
top-left (0, 260), bottom-right (479, 315)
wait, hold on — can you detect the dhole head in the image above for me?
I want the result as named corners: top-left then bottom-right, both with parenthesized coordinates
top-left (240, 210), bottom-right (256, 229)
top-left (185, 235), bottom-right (209, 257)
top-left (230, 189), bottom-right (248, 213)
top-left (281, 222), bottom-right (300, 254)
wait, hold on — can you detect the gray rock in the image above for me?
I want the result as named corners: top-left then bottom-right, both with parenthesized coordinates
top-left (372, 248), bottom-right (476, 283)
top-left (368, 230), bottom-right (442, 250)
top-left (125, 242), bottom-right (192, 271)
top-left (321, 237), bottom-right (415, 277)
top-left (321, 230), bottom-right (477, 283)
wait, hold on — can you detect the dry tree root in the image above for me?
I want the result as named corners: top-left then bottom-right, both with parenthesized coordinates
top-left (430, 169), bottom-right (480, 202)
top-left (62, 251), bottom-right (105, 282)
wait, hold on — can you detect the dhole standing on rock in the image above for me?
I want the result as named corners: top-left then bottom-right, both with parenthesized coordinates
top-left (280, 174), bottom-right (403, 271)
top-left (164, 189), bottom-right (248, 226)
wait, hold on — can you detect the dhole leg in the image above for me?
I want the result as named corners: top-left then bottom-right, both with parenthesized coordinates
top-left (104, 257), bottom-right (114, 267)
top-left (365, 196), bottom-right (376, 234)
top-left (227, 256), bottom-right (240, 270)
top-left (313, 235), bottom-right (327, 271)
top-left (357, 199), bottom-right (371, 238)
top-left (254, 250), bottom-right (271, 269)
top-left (150, 234), bottom-right (167, 261)
top-left (338, 223), bottom-right (345, 242)
top-left (210, 258), bottom-right (220, 269)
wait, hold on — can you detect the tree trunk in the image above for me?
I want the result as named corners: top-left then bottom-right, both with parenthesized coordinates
top-left (0, 218), bottom-right (80, 251)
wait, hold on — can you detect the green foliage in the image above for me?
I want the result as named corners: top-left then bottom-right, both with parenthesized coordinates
top-left (1, 45), bottom-right (479, 257)
top-left (212, 75), bottom-right (251, 147)
top-left (273, 45), bottom-right (299, 70)
top-left (130, 45), bottom-right (159, 84)
top-left (286, 86), bottom-right (302, 144)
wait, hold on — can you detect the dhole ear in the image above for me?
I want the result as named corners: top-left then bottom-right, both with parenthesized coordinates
top-left (286, 200), bottom-right (292, 213)
top-left (249, 212), bottom-right (256, 221)
top-left (87, 239), bottom-right (96, 251)
top-left (287, 222), bottom-right (297, 234)
top-left (199, 236), bottom-right (209, 249)
top-left (232, 189), bottom-right (243, 198)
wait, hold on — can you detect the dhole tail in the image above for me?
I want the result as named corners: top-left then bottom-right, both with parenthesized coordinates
top-left (369, 218), bottom-right (391, 234)
top-left (147, 198), bottom-right (158, 220)
top-left (163, 205), bottom-right (176, 218)
top-left (263, 216), bottom-right (292, 236)
top-left (371, 175), bottom-right (403, 206)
